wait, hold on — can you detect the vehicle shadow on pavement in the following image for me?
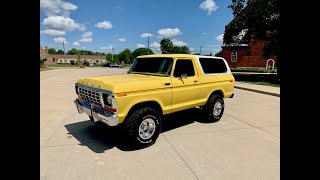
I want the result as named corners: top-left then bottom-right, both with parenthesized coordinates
top-left (162, 107), bottom-right (207, 133)
top-left (65, 121), bottom-right (124, 153)
top-left (64, 108), bottom-right (210, 153)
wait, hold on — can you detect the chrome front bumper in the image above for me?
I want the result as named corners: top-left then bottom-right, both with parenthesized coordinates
top-left (74, 99), bottom-right (119, 126)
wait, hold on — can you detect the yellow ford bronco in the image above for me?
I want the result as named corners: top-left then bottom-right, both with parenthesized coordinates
top-left (74, 54), bottom-right (234, 148)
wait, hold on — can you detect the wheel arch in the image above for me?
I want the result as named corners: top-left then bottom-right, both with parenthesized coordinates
top-left (127, 101), bottom-right (163, 117)
top-left (209, 89), bottom-right (224, 99)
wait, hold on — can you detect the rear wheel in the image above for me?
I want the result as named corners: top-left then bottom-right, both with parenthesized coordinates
top-left (203, 94), bottom-right (225, 122)
top-left (123, 107), bottom-right (162, 149)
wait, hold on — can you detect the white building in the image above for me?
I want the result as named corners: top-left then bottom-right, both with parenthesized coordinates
top-left (51, 54), bottom-right (107, 66)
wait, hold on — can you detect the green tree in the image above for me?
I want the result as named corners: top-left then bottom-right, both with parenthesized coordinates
top-left (106, 53), bottom-right (113, 62)
top-left (57, 49), bottom-right (64, 54)
top-left (215, 50), bottom-right (222, 57)
top-left (160, 38), bottom-right (191, 54)
top-left (113, 54), bottom-right (120, 63)
top-left (106, 53), bottom-right (120, 63)
top-left (48, 48), bottom-right (56, 54)
top-left (160, 38), bottom-right (174, 54)
top-left (79, 50), bottom-right (93, 55)
top-left (228, 0), bottom-right (247, 17)
top-left (119, 49), bottom-right (133, 64)
top-left (172, 46), bottom-right (191, 54)
top-left (224, 0), bottom-right (280, 68)
top-left (67, 48), bottom-right (79, 55)
top-left (132, 48), bottom-right (154, 58)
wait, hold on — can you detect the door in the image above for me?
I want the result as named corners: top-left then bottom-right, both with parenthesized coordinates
top-left (171, 58), bottom-right (200, 112)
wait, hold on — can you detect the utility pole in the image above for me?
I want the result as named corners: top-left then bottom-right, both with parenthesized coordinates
top-left (63, 41), bottom-right (66, 63)
top-left (147, 36), bottom-right (150, 49)
top-left (111, 48), bottom-right (115, 62)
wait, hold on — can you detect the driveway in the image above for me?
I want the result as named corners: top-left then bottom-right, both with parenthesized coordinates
top-left (40, 67), bottom-right (279, 180)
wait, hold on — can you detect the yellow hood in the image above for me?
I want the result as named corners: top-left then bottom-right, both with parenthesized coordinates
top-left (76, 74), bottom-right (168, 93)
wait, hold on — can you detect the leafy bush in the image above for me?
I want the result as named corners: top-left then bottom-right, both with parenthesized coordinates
top-left (257, 69), bottom-right (267, 73)
top-left (231, 67), bottom-right (277, 73)
top-left (233, 74), bottom-right (280, 84)
top-left (270, 69), bottom-right (277, 73)
top-left (85, 61), bottom-right (90, 66)
top-left (231, 68), bottom-right (261, 72)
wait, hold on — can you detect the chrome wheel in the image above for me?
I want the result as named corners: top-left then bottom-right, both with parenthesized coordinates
top-left (213, 101), bottom-right (223, 117)
top-left (138, 118), bottom-right (156, 140)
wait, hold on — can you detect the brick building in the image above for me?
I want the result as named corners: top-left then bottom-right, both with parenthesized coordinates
top-left (221, 11), bottom-right (277, 68)
top-left (40, 46), bottom-right (56, 65)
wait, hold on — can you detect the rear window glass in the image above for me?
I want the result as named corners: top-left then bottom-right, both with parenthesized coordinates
top-left (199, 58), bottom-right (227, 74)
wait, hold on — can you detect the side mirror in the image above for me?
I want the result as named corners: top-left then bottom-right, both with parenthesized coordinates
top-left (180, 74), bottom-right (187, 79)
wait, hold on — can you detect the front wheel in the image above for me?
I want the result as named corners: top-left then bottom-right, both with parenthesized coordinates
top-left (203, 94), bottom-right (225, 122)
top-left (123, 107), bottom-right (162, 149)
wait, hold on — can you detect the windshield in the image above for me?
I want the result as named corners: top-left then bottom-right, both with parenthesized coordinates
top-left (128, 58), bottom-right (173, 76)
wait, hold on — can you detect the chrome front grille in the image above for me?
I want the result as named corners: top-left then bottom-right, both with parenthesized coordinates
top-left (78, 85), bottom-right (102, 106)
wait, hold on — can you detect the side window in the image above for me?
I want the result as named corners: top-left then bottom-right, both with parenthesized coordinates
top-left (173, 60), bottom-right (195, 77)
top-left (199, 58), bottom-right (227, 74)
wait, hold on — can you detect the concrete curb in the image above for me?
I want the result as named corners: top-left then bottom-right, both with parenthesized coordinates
top-left (235, 86), bottom-right (280, 97)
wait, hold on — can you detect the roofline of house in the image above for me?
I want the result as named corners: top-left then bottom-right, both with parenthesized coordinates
top-left (40, 46), bottom-right (54, 59)
top-left (222, 44), bottom-right (249, 47)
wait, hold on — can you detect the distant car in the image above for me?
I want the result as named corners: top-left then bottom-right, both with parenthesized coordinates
top-left (101, 62), bottom-right (120, 68)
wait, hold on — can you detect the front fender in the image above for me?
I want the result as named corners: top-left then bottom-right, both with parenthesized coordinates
top-left (115, 88), bottom-right (172, 123)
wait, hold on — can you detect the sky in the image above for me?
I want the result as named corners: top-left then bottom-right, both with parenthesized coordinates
top-left (40, 0), bottom-right (234, 55)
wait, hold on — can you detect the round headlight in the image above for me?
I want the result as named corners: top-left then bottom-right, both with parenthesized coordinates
top-left (107, 95), bottom-right (112, 105)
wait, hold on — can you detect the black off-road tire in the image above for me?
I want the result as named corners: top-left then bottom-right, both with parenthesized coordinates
top-left (123, 107), bottom-right (162, 149)
top-left (203, 94), bottom-right (225, 122)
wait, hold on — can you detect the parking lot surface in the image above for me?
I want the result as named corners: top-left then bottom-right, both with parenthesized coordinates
top-left (40, 68), bottom-right (279, 180)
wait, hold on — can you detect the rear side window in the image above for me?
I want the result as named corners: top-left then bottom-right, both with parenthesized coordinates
top-left (199, 58), bottom-right (227, 74)
top-left (173, 60), bottom-right (195, 77)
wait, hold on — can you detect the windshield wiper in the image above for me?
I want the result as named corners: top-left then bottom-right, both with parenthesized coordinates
top-left (129, 72), bottom-right (166, 76)
top-left (129, 72), bottom-right (146, 75)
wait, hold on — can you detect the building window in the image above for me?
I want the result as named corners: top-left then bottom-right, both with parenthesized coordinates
top-left (231, 50), bottom-right (237, 63)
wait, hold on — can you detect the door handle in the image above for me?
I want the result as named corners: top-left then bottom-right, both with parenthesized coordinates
top-left (194, 80), bottom-right (199, 83)
top-left (164, 83), bottom-right (171, 86)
